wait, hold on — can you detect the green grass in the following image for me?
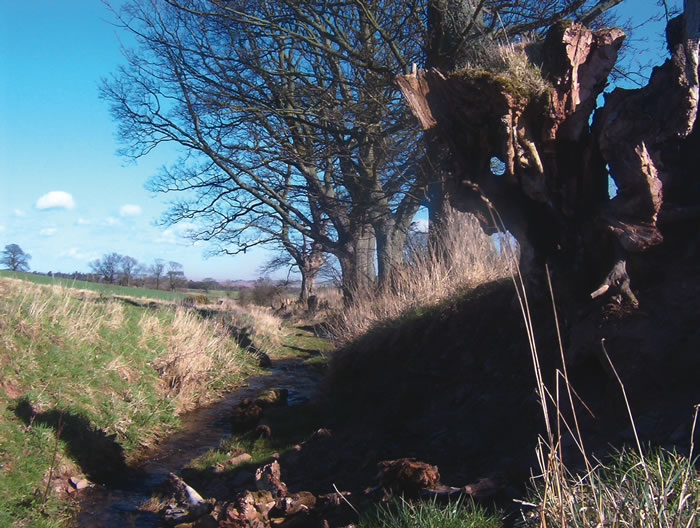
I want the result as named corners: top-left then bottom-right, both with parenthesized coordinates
top-left (527, 446), bottom-right (700, 528)
top-left (359, 496), bottom-right (501, 528)
top-left (0, 270), bottom-right (191, 301)
top-left (280, 326), bottom-right (334, 365)
top-left (186, 401), bottom-right (326, 471)
top-left (0, 277), bottom-right (258, 527)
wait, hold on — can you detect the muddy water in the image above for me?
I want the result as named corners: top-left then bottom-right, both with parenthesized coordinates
top-left (73, 359), bottom-right (321, 528)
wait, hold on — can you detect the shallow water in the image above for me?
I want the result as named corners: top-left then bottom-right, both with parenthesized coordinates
top-left (72, 358), bottom-right (321, 527)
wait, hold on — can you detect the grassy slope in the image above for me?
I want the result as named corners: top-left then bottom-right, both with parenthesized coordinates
top-left (0, 277), bottom-right (258, 527)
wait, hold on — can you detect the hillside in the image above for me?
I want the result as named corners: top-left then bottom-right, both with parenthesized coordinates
top-left (275, 264), bottom-right (700, 505)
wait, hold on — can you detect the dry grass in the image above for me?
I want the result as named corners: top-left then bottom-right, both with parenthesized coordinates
top-left (329, 211), bottom-right (515, 343)
top-left (454, 38), bottom-right (550, 99)
top-left (145, 307), bottom-right (252, 413)
top-left (1, 277), bottom-right (255, 416)
top-left (224, 303), bottom-right (287, 355)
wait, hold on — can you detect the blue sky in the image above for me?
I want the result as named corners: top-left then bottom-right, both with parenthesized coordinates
top-left (0, 0), bottom-right (681, 280)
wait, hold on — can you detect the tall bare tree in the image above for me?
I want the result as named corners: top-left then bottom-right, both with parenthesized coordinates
top-left (149, 258), bottom-right (165, 289)
top-left (167, 261), bottom-right (185, 290)
top-left (1, 244), bottom-right (31, 272)
top-left (103, 0), bottom-right (427, 299)
top-left (119, 255), bottom-right (140, 286)
top-left (90, 253), bottom-right (123, 284)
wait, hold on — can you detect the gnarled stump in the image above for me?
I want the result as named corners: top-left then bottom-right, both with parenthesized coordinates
top-left (397, 12), bottom-right (700, 308)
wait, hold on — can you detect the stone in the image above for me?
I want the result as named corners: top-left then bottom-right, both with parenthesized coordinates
top-left (255, 461), bottom-right (287, 497)
top-left (255, 389), bottom-right (289, 408)
top-left (231, 399), bottom-right (263, 432)
top-left (221, 491), bottom-right (273, 528)
top-left (377, 458), bottom-right (440, 497)
top-left (68, 476), bottom-right (89, 490)
top-left (272, 491), bottom-right (317, 517)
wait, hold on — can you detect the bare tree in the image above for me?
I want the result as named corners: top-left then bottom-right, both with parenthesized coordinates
top-left (120, 255), bottom-right (140, 286)
top-left (166, 261), bottom-right (185, 290)
top-left (90, 253), bottom-right (123, 284)
top-left (1, 244), bottom-right (31, 272)
top-left (149, 258), bottom-right (166, 289)
top-left (102, 0), bottom-right (426, 299)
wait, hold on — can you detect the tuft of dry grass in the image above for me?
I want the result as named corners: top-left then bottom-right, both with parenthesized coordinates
top-left (329, 210), bottom-right (515, 343)
top-left (145, 307), bottom-right (252, 413)
top-left (224, 303), bottom-right (287, 355)
top-left (453, 38), bottom-right (551, 100)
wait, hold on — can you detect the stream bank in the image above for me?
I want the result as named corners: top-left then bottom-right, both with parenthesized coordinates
top-left (72, 354), bottom-right (323, 528)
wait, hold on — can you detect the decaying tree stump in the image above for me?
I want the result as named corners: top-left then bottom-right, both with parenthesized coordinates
top-left (397, 12), bottom-right (700, 307)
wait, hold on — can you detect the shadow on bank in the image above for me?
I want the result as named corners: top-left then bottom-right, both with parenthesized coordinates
top-left (13, 397), bottom-right (127, 484)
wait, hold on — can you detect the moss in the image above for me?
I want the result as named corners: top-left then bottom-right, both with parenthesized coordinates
top-left (451, 68), bottom-right (534, 101)
top-left (450, 44), bottom-right (551, 102)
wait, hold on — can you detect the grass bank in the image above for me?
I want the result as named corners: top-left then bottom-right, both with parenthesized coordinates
top-left (0, 277), bottom-right (260, 527)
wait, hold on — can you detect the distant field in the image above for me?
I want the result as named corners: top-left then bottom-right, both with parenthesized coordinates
top-left (0, 271), bottom-right (191, 301)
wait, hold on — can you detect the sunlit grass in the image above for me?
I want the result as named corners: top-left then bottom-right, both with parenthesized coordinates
top-left (360, 496), bottom-right (501, 528)
top-left (0, 277), bottom-right (259, 526)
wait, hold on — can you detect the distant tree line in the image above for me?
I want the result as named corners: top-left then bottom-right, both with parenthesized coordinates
top-left (87, 254), bottom-right (190, 290)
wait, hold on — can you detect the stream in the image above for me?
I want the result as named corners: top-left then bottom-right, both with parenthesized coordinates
top-left (72, 358), bottom-right (322, 528)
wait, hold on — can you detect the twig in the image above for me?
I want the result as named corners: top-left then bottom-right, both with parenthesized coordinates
top-left (600, 339), bottom-right (654, 493)
top-left (332, 483), bottom-right (360, 518)
top-left (40, 410), bottom-right (64, 515)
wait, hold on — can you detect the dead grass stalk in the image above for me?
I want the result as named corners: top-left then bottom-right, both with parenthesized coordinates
top-left (330, 210), bottom-right (514, 342)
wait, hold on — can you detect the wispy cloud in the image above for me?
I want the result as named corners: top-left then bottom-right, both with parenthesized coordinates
top-left (59, 247), bottom-right (99, 262)
top-left (36, 191), bottom-right (75, 210)
top-left (40, 227), bottom-right (58, 236)
top-left (158, 222), bottom-right (196, 244)
top-left (119, 204), bottom-right (142, 217)
top-left (104, 217), bottom-right (121, 226)
top-left (76, 217), bottom-right (91, 225)
top-left (13, 209), bottom-right (25, 217)
top-left (0, 225), bottom-right (5, 232)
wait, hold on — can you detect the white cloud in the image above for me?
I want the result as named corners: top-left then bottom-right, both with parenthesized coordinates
top-left (0, 225), bottom-right (5, 232)
top-left (13, 209), bottom-right (26, 217)
top-left (36, 191), bottom-right (75, 210)
top-left (104, 217), bottom-right (121, 226)
top-left (59, 248), bottom-right (99, 262)
top-left (119, 204), bottom-right (142, 217)
top-left (40, 227), bottom-right (58, 236)
top-left (158, 222), bottom-right (196, 244)
top-left (76, 217), bottom-right (91, 225)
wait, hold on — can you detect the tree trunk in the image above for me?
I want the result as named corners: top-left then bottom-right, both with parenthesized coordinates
top-left (337, 250), bottom-right (360, 305)
top-left (374, 218), bottom-right (413, 291)
top-left (356, 225), bottom-right (376, 286)
top-left (298, 270), bottom-right (313, 306)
